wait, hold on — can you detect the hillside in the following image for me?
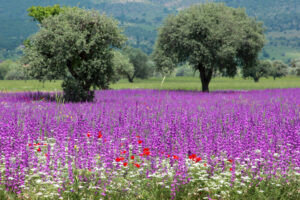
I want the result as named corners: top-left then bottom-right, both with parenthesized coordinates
top-left (1, 0), bottom-right (300, 62)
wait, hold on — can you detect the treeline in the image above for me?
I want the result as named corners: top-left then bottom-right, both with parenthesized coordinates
top-left (1, 0), bottom-right (300, 58)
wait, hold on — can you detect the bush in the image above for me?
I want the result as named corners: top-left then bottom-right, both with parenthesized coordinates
top-left (1, 60), bottom-right (26, 80)
top-left (175, 64), bottom-right (196, 77)
top-left (0, 60), bottom-right (12, 80)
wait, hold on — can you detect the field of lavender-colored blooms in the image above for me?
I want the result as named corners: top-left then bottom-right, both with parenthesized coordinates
top-left (0, 89), bottom-right (299, 199)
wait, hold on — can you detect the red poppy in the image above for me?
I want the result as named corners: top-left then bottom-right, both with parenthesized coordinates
top-left (121, 150), bottom-right (126, 154)
top-left (28, 144), bottom-right (32, 147)
top-left (173, 155), bottom-right (179, 160)
top-left (142, 148), bottom-right (150, 156)
top-left (189, 154), bottom-right (197, 160)
top-left (138, 140), bottom-right (143, 144)
top-left (89, 169), bottom-right (91, 172)
top-left (167, 155), bottom-right (171, 158)
top-left (120, 157), bottom-right (125, 161)
top-left (134, 163), bottom-right (140, 168)
top-left (98, 132), bottom-right (102, 138)
top-left (195, 157), bottom-right (201, 162)
top-left (45, 153), bottom-right (47, 157)
top-left (228, 159), bottom-right (233, 163)
top-left (115, 158), bottom-right (121, 162)
top-left (131, 155), bottom-right (135, 160)
top-left (230, 168), bottom-right (233, 171)
top-left (143, 148), bottom-right (149, 152)
top-left (123, 162), bottom-right (128, 167)
top-left (37, 148), bottom-right (41, 152)
top-left (204, 163), bottom-right (207, 167)
top-left (87, 133), bottom-right (91, 137)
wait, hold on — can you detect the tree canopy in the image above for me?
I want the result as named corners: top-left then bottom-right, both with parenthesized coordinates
top-left (153, 3), bottom-right (265, 92)
top-left (22, 7), bottom-right (126, 102)
top-left (27, 4), bottom-right (64, 24)
top-left (269, 60), bottom-right (288, 80)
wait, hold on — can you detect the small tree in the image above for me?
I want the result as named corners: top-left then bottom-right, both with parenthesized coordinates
top-left (22, 7), bottom-right (126, 102)
top-left (153, 3), bottom-right (265, 92)
top-left (290, 58), bottom-right (300, 76)
top-left (111, 51), bottom-right (134, 82)
top-left (4, 61), bottom-right (25, 80)
top-left (270, 60), bottom-right (288, 80)
top-left (123, 47), bottom-right (153, 82)
top-left (0, 60), bottom-right (11, 80)
top-left (243, 60), bottom-right (271, 82)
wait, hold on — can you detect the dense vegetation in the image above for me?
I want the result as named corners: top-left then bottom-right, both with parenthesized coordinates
top-left (1, 0), bottom-right (300, 62)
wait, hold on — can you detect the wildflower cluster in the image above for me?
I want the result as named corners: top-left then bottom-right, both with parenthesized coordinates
top-left (0, 89), bottom-right (299, 199)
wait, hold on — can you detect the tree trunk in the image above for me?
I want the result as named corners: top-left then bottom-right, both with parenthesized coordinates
top-left (254, 77), bottom-right (259, 82)
top-left (127, 74), bottom-right (134, 83)
top-left (198, 64), bottom-right (212, 92)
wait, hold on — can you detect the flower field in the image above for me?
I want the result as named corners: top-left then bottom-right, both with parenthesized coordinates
top-left (0, 89), bottom-right (299, 199)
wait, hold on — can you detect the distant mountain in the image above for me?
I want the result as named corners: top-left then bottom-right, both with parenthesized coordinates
top-left (1, 0), bottom-right (300, 62)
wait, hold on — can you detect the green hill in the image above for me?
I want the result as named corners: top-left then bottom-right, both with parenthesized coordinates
top-left (1, 0), bottom-right (300, 62)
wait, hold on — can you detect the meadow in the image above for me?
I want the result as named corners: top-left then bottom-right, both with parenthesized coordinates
top-left (0, 87), bottom-right (299, 199)
top-left (0, 76), bottom-right (300, 92)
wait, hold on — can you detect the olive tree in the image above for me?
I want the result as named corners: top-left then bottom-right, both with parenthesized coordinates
top-left (111, 51), bottom-right (134, 82)
top-left (290, 58), bottom-right (300, 76)
top-left (153, 3), bottom-right (265, 92)
top-left (242, 60), bottom-right (271, 82)
top-left (22, 7), bottom-right (126, 102)
top-left (269, 60), bottom-right (288, 80)
top-left (123, 47), bottom-right (153, 82)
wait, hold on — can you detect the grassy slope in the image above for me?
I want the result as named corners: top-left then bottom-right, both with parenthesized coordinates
top-left (0, 76), bottom-right (299, 92)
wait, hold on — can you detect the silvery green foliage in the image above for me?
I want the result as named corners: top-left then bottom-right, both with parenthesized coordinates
top-left (123, 47), bottom-right (153, 82)
top-left (0, 60), bottom-right (13, 80)
top-left (0, 60), bottom-right (25, 80)
top-left (22, 7), bottom-right (126, 102)
top-left (290, 58), bottom-right (300, 76)
top-left (153, 3), bottom-right (265, 91)
top-left (111, 50), bottom-right (134, 82)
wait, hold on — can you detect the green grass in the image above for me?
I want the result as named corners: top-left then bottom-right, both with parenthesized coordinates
top-left (0, 76), bottom-right (299, 92)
